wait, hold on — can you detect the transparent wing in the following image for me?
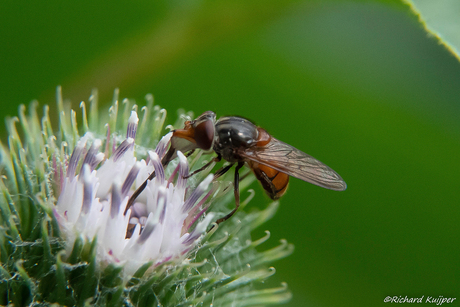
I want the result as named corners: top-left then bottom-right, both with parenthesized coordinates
top-left (239, 138), bottom-right (347, 191)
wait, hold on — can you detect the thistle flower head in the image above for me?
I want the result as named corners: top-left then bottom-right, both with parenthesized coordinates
top-left (0, 87), bottom-right (294, 306)
top-left (54, 111), bottom-right (218, 276)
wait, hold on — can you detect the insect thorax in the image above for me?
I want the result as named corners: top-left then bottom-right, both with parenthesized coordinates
top-left (213, 116), bottom-right (258, 162)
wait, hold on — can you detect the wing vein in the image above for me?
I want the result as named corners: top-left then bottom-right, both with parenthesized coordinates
top-left (240, 138), bottom-right (346, 191)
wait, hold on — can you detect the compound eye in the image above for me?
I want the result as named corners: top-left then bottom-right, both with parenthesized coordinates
top-left (194, 119), bottom-right (215, 150)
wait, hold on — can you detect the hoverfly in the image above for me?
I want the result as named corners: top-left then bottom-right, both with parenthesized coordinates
top-left (125, 111), bottom-right (346, 225)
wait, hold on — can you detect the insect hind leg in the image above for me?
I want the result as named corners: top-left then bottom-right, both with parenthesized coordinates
top-left (213, 161), bottom-right (244, 226)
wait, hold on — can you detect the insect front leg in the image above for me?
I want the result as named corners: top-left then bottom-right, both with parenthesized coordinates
top-left (184, 155), bottom-right (221, 179)
top-left (124, 146), bottom-right (175, 215)
top-left (212, 162), bottom-right (234, 180)
top-left (184, 149), bottom-right (195, 158)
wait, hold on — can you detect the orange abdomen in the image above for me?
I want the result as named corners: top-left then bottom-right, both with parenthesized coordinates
top-left (249, 161), bottom-right (289, 200)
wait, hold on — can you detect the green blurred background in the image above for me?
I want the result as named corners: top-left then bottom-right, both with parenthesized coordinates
top-left (1, 0), bottom-right (460, 306)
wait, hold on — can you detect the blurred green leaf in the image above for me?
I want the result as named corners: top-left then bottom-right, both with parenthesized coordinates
top-left (405, 0), bottom-right (460, 61)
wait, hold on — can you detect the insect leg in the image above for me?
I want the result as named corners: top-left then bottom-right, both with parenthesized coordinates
top-left (185, 149), bottom-right (195, 158)
top-left (124, 146), bottom-right (175, 215)
top-left (213, 162), bottom-right (234, 180)
top-left (184, 155), bottom-right (221, 179)
top-left (214, 161), bottom-right (244, 225)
